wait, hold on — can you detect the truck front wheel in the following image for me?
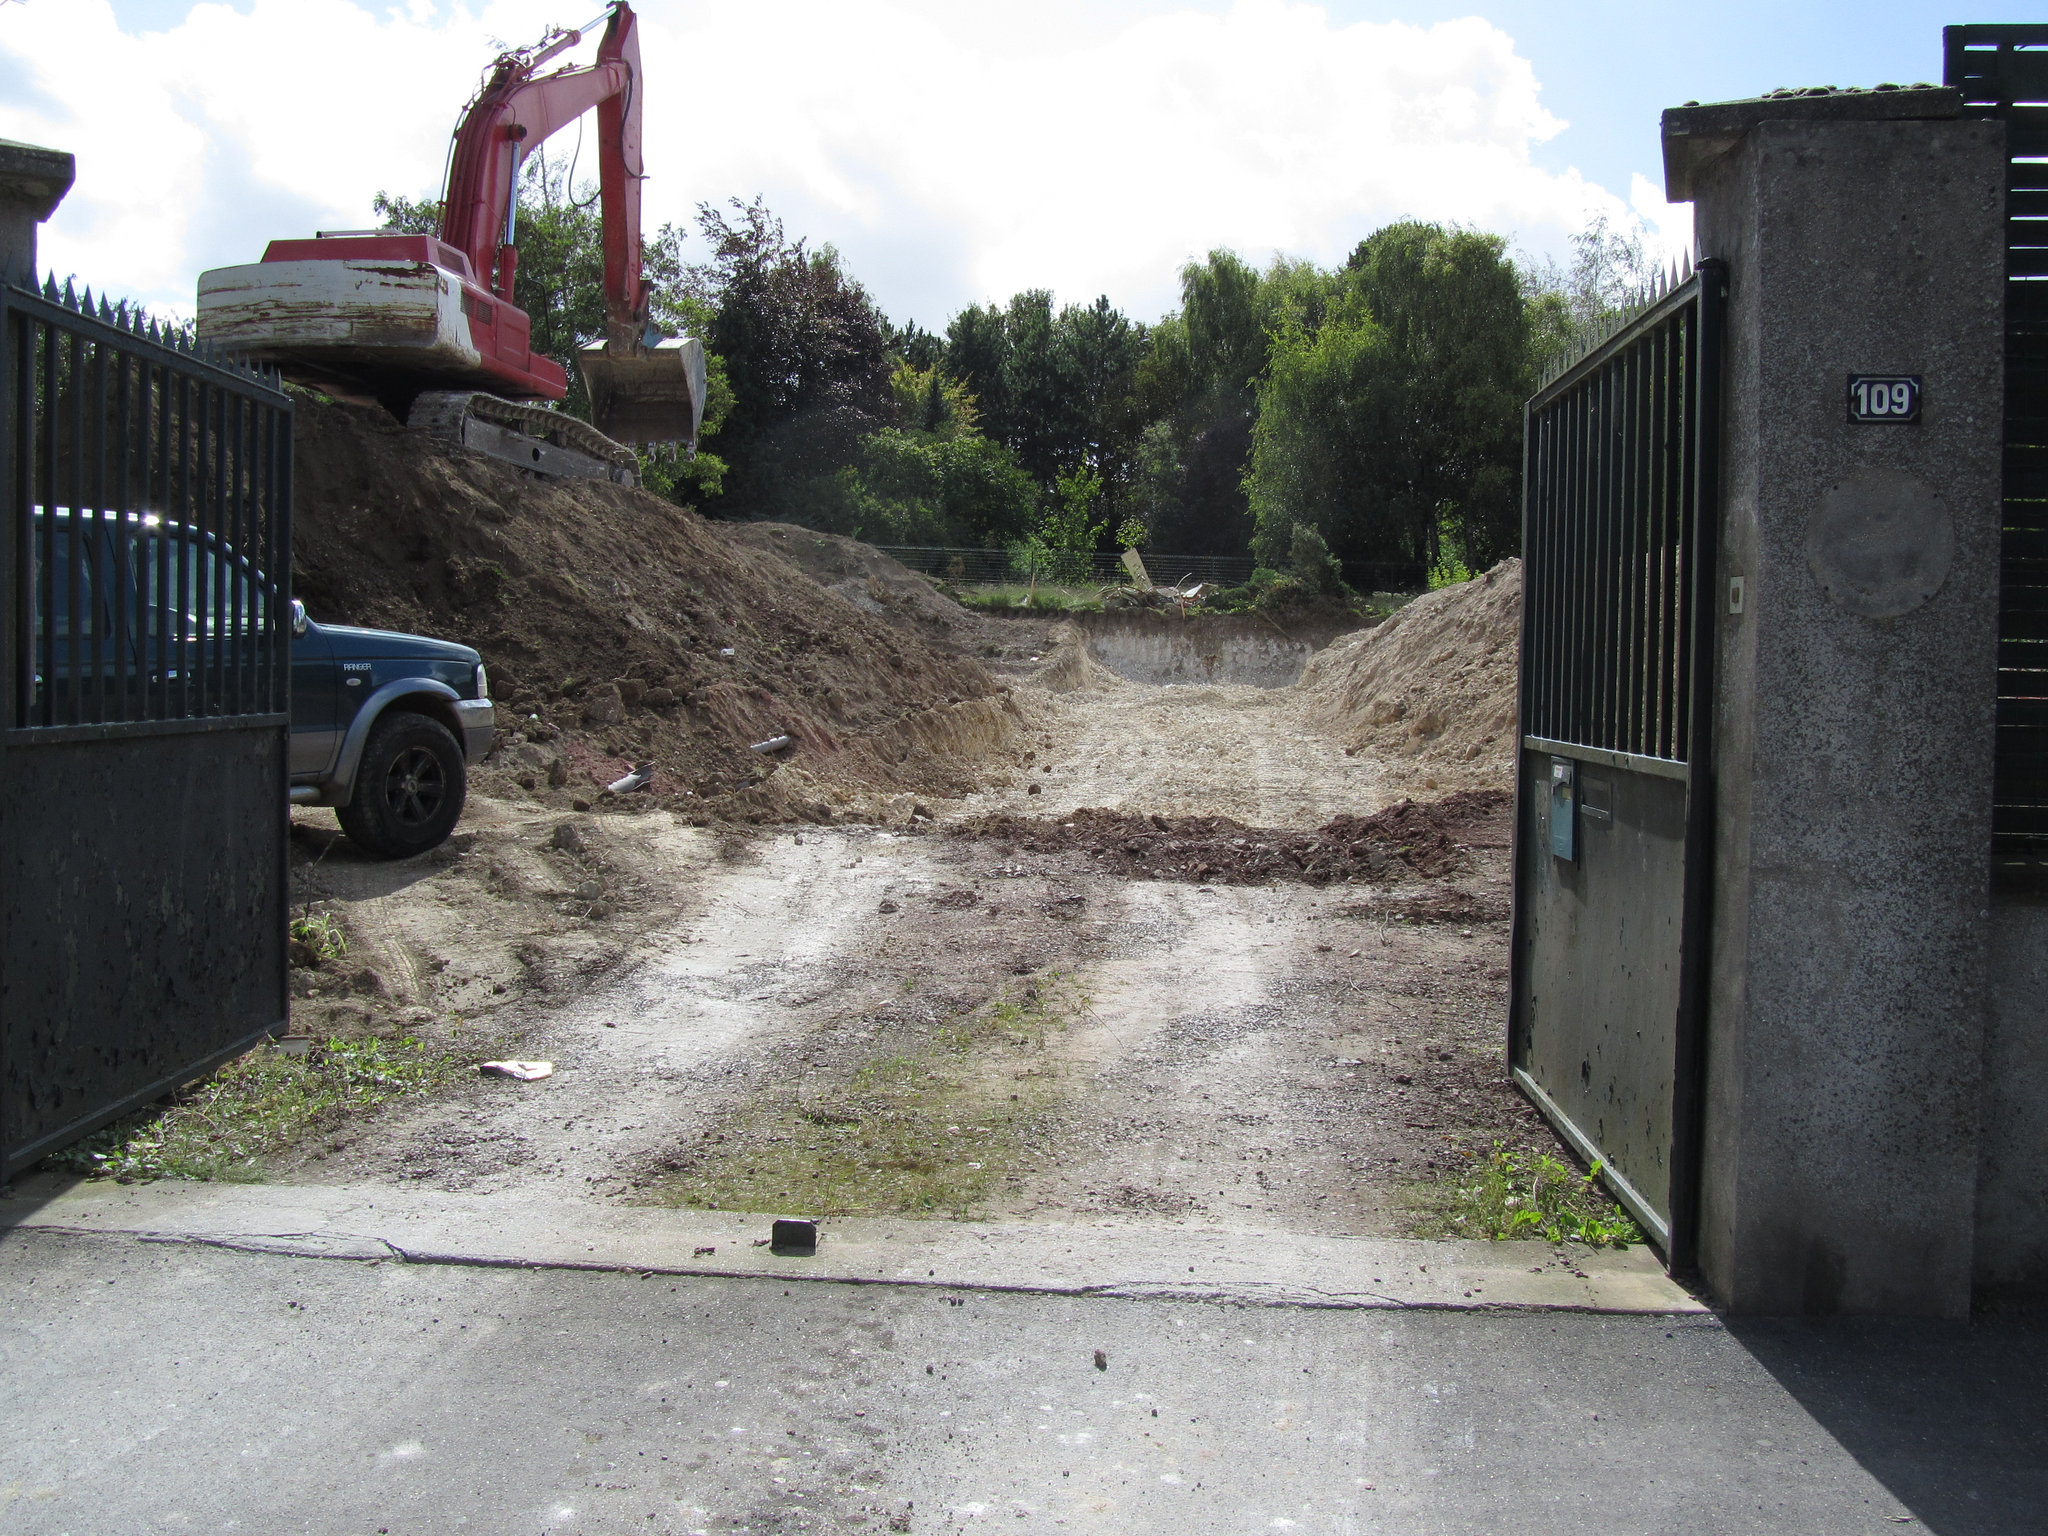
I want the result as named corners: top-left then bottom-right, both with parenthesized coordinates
top-left (336, 711), bottom-right (468, 859)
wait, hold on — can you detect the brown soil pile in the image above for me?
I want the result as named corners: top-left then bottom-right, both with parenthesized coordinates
top-left (716, 522), bottom-right (1057, 669)
top-left (952, 788), bottom-right (1511, 887)
top-left (290, 397), bottom-right (1016, 816)
top-left (1295, 559), bottom-right (1520, 789)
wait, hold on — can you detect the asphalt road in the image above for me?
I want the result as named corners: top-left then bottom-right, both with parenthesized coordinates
top-left (1, 1228), bottom-right (2042, 1535)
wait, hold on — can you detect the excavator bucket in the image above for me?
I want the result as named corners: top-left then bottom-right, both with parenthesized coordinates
top-left (577, 336), bottom-right (707, 449)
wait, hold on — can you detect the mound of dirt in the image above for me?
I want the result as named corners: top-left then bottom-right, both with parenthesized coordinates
top-left (952, 789), bottom-right (1511, 886)
top-left (1029, 622), bottom-right (1128, 694)
top-left (1295, 560), bottom-right (1520, 790)
top-left (290, 397), bottom-right (1014, 817)
top-left (716, 523), bottom-right (1063, 673)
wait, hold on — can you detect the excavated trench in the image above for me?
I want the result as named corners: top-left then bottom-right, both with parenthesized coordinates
top-left (1071, 611), bottom-right (1358, 689)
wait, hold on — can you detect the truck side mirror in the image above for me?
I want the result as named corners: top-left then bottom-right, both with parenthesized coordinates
top-left (290, 598), bottom-right (309, 638)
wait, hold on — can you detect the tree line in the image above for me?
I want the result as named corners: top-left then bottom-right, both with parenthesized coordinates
top-left (380, 170), bottom-right (1655, 581)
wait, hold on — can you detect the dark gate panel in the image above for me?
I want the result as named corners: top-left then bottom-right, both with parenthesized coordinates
top-left (0, 280), bottom-right (291, 1178)
top-left (1509, 263), bottom-right (1723, 1265)
top-left (1946, 27), bottom-right (2048, 889)
top-left (1, 725), bottom-right (285, 1170)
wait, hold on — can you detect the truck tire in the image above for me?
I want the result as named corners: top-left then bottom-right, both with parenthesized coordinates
top-left (336, 710), bottom-right (468, 859)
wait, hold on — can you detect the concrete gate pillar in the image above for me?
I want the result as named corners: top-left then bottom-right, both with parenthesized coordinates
top-left (0, 139), bottom-right (74, 289)
top-left (1662, 92), bottom-right (2007, 1315)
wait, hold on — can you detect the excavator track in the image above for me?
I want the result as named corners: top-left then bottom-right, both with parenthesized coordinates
top-left (407, 391), bottom-right (640, 487)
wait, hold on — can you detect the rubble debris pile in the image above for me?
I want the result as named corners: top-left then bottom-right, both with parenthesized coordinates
top-left (1295, 559), bottom-right (1521, 788)
top-left (953, 789), bottom-right (1511, 887)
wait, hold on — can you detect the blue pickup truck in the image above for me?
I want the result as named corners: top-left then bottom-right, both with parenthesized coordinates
top-left (30, 506), bottom-right (493, 859)
top-left (288, 599), bottom-right (494, 858)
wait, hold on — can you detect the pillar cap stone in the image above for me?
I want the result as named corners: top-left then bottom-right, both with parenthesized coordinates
top-left (1661, 86), bottom-right (1962, 202)
top-left (0, 138), bottom-right (76, 222)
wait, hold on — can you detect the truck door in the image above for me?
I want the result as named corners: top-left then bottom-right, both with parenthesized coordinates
top-left (290, 619), bottom-right (340, 778)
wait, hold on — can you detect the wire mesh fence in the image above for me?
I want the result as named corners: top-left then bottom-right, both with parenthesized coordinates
top-left (872, 545), bottom-right (1426, 593)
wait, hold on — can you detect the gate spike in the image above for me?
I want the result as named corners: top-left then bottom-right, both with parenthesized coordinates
top-left (42, 272), bottom-right (59, 301)
top-left (62, 276), bottom-right (78, 310)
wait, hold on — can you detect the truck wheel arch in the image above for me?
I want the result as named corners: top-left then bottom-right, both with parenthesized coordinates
top-left (328, 680), bottom-right (464, 809)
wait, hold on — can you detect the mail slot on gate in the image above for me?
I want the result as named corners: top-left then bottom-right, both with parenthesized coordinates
top-left (1550, 757), bottom-right (1576, 861)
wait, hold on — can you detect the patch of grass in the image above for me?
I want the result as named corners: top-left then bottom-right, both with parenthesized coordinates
top-left (289, 909), bottom-right (349, 964)
top-left (656, 977), bottom-right (1083, 1218)
top-left (954, 583), bottom-right (1100, 613)
top-left (1415, 1142), bottom-right (1643, 1248)
top-left (41, 1035), bottom-right (466, 1184)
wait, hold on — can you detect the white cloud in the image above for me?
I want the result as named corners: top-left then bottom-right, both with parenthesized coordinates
top-left (1, 0), bottom-right (1665, 326)
top-left (1629, 171), bottom-right (1695, 269)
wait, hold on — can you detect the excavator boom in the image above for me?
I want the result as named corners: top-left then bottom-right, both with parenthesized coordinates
top-left (195, 2), bottom-right (702, 465)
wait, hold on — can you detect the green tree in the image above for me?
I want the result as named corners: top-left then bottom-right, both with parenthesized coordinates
top-left (885, 318), bottom-right (947, 372)
top-left (1127, 251), bottom-right (1285, 559)
top-left (943, 303), bottom-right (1014, 434)
top-left (1060, 294), bottom-right (1149, 523)
top-left (1516, 213), bottom-right (1660, 379)
top-left (1287, 523), bottom-right (1344, 594)
top-left (686, 199), bottom-right (896, 521)
top-left (943, 290), bottom-right (1147, 528)
top-left (1344, 221), bottom-right (1530, 570)
top-left (1013, 465), bottom-right (1106, 586)
top-left (1244, 295), bottom-right (1407, 568)
top-left (888, 362), bottom-right (979, 440)
top-left (839, 429), bottom-right (1039, 546)
top-left (1244, 225), bottom-right (1531, 575)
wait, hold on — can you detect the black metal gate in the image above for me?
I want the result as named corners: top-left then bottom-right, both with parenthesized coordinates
top-left (1509, 261), bottom-right (1723, 1267)
top-left (1946, 27), bottom-right (2048, 890)
top-left (0, 279), bottom-right (293, 1178)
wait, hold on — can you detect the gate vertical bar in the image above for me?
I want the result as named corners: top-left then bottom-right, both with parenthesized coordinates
top-left (1666, 259), bottom-right (1725, 1274)
top-left (88, 326), bottom-right (108, 725)
top-left (0, 293), bottom-right (17, 1178)
top-left (1511, 395), bottom-right (1539, 1070)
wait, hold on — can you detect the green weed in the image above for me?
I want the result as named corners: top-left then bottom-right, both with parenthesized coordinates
top-left (288, 909), bottom-right (349, 964)
top-left (1420, 1141), bottom-right (1643, 1248)
top-left (954, 583), bottom-right (1099, 613)
top-left (42, 1035), bottom-right (464, 1184)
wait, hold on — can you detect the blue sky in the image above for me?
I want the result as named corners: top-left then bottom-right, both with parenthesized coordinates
top-left (4, 1), bottom-right (1979, 328)
top-left (1328, 1), bottom-right (1961, 193)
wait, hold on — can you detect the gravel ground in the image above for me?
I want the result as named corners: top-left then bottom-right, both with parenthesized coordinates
top-left (277, 667), bottom-right (1556, 1237)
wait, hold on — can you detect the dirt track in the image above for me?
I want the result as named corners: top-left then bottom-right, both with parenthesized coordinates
top-left (284, 648), bottom-right (1553, 1238)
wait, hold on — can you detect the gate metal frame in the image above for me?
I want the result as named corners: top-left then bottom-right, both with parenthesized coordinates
top-left (1507, 260), bottom-right (1724, 1270)
top-left (0, 277), bottom-right (293, 1178)
top-left (1946, 26), bottom-right (2048, 891)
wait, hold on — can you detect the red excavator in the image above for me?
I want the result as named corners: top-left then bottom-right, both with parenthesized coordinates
top-left (196, 2), bottom-right (702, 484)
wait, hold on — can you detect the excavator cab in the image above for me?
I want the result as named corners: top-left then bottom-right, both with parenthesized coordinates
top-left (195, 4), bottom-right (710, 480)
top-left (578, 335), bottom-right (706, 450)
